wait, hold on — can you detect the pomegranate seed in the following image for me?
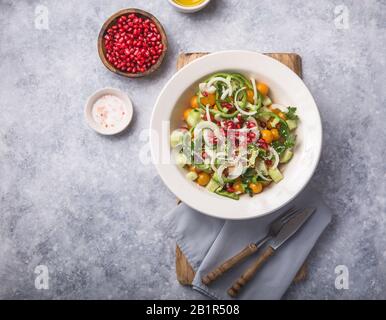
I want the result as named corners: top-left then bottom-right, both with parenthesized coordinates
top-left (227, 186), bottom-right (235, 193)
top-left (265, 159), bottom-right (273, 166)
top-left (202, 91), bottom-right (208, 97)
top-left (247, 121), bottom-right (256, 128)
top-left (103, 13), bottom-right (164, 74)
top-left (258, 139), bottom-right (269, 149)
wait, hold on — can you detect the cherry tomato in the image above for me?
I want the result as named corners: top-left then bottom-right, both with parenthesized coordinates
top-left (183, 108), bottom-right (193, 121)
top-left (271, 128), bottom-right (280, 141)
top-left (197, 172), bottom-right (210, 186)
top-left (249, 182), bottom-right (263, 194)
top-left (257, 83), bottom-right (269, 96)
top-left (200, 93), bottom-right (216, 106)
top-left (190, 95), bottom-right (199, 109)
top-left (261, 129), bottom-right (273, 144)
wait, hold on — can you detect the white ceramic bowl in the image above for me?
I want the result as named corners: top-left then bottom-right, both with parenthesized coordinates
top-left (85, 88), bottom-right (133, 135)
top-left (167, 0), bottom-right (211, 13)
top-left (150, 51), bottom-right (322, 220)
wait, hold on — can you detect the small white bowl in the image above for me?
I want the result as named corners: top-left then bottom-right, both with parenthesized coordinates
top-left (85, 88), bottom-right (133, 135)
top-left (167, 0), bottom-right (211, 13)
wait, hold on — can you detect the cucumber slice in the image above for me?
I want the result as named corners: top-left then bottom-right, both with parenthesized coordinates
top-left (170, 130), bottom-right (185, 148)
top-left (260, 180), bottom-right (271, 187)
top-left (206, 178), bottom-right (221, 192)
top-left (187, 109), bottom-right (201, 127)
top-left (257, 106), bottom-right (271, 121)
top-left (280, 149), bottom-right (293, 164)
top-left (186, 171), bottom-right (198, 181)
top-left (175, 153), bottom-right (187, 168)
top-left (286, 119), bottom-right (297, 131)
top-left (262, 96), bottom-right (272, 106)
top-left (215, 190), bottom-right (240, 200)
top-left (268, 167), bottom-right (283, 183)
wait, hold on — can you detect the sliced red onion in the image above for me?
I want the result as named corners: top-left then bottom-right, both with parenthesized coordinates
top-left (250, 77), bottom-right (257, 105)
top-left (215, 164), bottom-right (227, 185)
top-left (207, 77), bottom-right (232, 96)
top-left (269, 146), bottom-right (280, 169)
top-left (205, 104), bottom-right (211, 123)
top-left (234, 87), bottom-right (257, 116)
top-left (221, 88), bottom-right (229, 100)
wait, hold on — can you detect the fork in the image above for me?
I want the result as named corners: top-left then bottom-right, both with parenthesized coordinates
top-left (201, 207), bottom-right (299, 285)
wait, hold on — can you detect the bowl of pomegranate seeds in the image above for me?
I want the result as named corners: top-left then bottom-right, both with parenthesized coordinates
top-left (98, 9), bottom-right (168, 78)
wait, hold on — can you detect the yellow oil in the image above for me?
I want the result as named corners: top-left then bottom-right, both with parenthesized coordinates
top-left (173, 0), bottom-right (206, 7)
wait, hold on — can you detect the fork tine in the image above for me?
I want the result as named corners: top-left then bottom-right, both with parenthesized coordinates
top-left (280, 207), bottom-right (299, 224)
top-left (279, 206), bottom-right (295, 220)
top-left (270, 207), bottom-right (297, 230)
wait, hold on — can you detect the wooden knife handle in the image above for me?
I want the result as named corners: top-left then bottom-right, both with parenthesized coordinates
top-left (201, 243), bottom-right (258, 285)
top-left (227, 246), bottom-right (274, 297)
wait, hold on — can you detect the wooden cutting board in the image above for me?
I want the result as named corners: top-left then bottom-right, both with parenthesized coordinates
top-left (175, 52), bottom-right (307, 286)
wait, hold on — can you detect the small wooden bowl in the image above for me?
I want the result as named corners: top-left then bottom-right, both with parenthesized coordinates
top-left (98, 8), bottom-right (168, 78)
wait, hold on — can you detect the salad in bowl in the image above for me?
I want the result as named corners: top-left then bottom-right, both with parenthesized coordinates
top-left (170, 72), bottom-right (299, 200)
top-left (151, 51), bottom-right (322, 219)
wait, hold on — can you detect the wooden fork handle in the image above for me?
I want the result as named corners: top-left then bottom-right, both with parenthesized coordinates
top-left (201, 243), bottom-right (258, 285)
top-left (227, 246), bottom-right (275, 297)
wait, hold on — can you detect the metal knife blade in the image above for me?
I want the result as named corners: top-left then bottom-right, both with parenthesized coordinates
top-left (270, 207), bottom-right (316, 250)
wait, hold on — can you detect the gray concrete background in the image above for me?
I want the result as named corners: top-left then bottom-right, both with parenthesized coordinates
top-left (0, 0), bottom-right (385, 299)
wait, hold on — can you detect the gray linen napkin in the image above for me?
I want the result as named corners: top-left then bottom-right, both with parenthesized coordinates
top-left (168, 186), bottom-right (332, 300)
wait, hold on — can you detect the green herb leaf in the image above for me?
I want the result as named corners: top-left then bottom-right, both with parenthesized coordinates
top-left (286, 107), bottom-right (299, 120)
top-left (271, 141), bottom-right (286, 155)
top-left (284, 133), bottom-right (296, 149)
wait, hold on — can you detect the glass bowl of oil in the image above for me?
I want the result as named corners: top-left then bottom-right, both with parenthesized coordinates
top-left (167, 0), bottom-right (210, 13)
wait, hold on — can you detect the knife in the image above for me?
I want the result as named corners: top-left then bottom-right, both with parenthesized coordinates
top-left (227, 207), bottom-right (316, 297)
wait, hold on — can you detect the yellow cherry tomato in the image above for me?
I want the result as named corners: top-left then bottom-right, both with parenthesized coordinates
top-left (183, 108), bottom-right (193, 121)
top-left (190, 95), bottom-right (199, 109)
top-left (271, 128), bottom-right (280, 141)
top-left (233, 180), bottom-right (244, 193)
top-left (261, 129), bottom-right (273, 144)
top-left (197, 172), bottom-right (210, 186)
top-left (246, 89), bottom-right (254, 103)
top-left (257, 83), bottom-right (269, 96)
top-left (200, 93), bottom-right (216, 106)
top-left (249, 182), bottom-right (263, 194)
